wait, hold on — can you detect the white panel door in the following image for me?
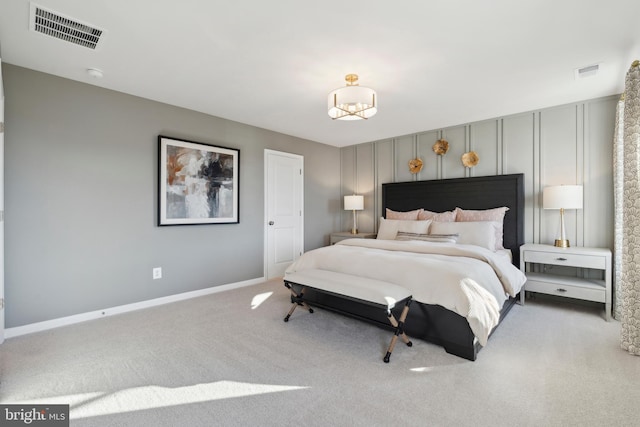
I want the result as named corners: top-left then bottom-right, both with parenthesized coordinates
top-left (265, 150), bottom-right (303, 279)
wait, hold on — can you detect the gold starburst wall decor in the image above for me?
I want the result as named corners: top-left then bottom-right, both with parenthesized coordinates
top-left (461, 151), bottom-right (479, 168)
top-left (432, 139), bottom-right (449, 155)
top-left (408, 158), bottom-right (423, 174)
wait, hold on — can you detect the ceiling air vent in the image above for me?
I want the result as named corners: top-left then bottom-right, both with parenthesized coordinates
top-left (575, 63), bottom-right (600, 80)
top-left (29, 3), bottom-right (104, 50)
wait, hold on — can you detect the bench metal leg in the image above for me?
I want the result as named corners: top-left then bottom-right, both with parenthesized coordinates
top-left (283, 282), bottom-right (314, 322)
top-left (384, 299), bottom-right (413, 363)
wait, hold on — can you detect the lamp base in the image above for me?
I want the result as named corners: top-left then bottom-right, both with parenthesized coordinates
top-left (350, 228), bottom-right (358, 235)
top-left (554, 239), bottom-right (570, 248)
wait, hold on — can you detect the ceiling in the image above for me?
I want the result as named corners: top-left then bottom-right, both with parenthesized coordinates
top-left (1, 1), bottom-right (638, 147)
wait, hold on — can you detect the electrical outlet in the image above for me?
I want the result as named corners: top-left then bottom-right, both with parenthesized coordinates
top-left (152, 267), bottom-right (162, 280)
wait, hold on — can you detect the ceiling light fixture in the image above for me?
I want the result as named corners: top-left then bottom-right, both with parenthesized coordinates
top-left (328, 74), bottom-right (377, 120)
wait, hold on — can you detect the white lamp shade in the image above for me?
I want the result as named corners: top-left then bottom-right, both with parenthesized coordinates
top-left (344, 195), bottom-right (364, 211)
top-left (543, 185), bottom-right (583, 210)
top-left (328, 86), bottom-right (377, 120)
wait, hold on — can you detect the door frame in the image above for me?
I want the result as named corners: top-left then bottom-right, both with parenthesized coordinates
top-left (1, 57), bottom-right (5, 343)
top-left (264, 149), bottom-right (304, 279)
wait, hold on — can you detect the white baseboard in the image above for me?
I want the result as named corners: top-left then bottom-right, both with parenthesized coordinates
top-left (4, 277), bottom-right (267, 339)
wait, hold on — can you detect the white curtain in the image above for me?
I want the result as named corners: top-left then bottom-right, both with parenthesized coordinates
top-left (614, 60), bottom-right (640, 356)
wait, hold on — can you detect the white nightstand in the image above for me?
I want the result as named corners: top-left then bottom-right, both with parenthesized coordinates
top-left (330, 232), bottom-right (376, 245)
top-left (520, 243), bottom-right (611, 321)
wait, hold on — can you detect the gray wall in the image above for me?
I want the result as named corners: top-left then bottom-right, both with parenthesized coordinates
top-left (4, 64), bottom-right (341, 328)
top-left (4, 62), bottom-right (618, 329)
top-left (341, 96), bottom-right (617, 250)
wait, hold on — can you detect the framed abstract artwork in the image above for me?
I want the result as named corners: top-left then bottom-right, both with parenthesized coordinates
top-left (158, 136), bottom-right (239, 225)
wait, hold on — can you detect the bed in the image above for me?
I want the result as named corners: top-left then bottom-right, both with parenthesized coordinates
top-left (285, 173), bottom-right (525, 361)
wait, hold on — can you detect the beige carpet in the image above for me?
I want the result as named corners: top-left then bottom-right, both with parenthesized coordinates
top-left (1, 279), bottom-right (638, 426)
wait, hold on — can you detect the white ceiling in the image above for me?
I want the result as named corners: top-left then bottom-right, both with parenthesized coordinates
top-left (1, 1), bottom-right (638, 147)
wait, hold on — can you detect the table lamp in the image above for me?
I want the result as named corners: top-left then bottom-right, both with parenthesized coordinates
top-left (543, 185), bottom-right (583, 247)
top-left (344, 195), bottom-right (364, 234)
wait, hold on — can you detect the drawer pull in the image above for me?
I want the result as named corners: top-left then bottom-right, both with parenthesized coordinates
top-left (556, 288), bottom-right (567, 293)
top-left (555, 257), bottom-right (567, 261)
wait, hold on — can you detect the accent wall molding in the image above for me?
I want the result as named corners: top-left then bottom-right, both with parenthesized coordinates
top-left (340, 94), bottom-right (618, 249)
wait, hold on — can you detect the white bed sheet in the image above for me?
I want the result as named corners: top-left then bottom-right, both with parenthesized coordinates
top-left (285, 239), bottom-right (526, 346)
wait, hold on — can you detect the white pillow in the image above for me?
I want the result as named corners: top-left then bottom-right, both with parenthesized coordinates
top-left (455, 207), bottom-right (509, 250)
top-left (429, 221), bottom-right (499, 251)
top-left (377, 218), bottom-right (432, 240)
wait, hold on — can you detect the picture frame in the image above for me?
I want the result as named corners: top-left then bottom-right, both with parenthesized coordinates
top-left (158, 135), bottom-right (239, 225)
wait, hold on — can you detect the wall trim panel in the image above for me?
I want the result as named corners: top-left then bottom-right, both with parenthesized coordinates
top-left (342, 95), bottom-right (618, 251)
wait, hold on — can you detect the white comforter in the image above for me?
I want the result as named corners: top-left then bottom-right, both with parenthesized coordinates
top-left (284, 239), bottom-right (527, 346)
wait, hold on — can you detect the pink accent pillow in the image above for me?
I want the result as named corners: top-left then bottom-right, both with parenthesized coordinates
top-left (454, 207), bottom-right (509, 250)
top-left (418, 209), bottom-right (457, 222)
top-left (386, 208), bottom-right (422, 220)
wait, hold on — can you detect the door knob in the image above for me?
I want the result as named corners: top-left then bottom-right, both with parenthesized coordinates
top-left (268, 221), bottom-right (274, 225)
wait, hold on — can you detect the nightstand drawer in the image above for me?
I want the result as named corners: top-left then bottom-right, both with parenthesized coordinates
top-left (525, 273), bottom-right (605, 303)
top-left (523, 251), bottom-right (606, 269)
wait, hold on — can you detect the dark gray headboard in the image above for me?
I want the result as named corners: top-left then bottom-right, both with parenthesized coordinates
top-left (382, 174), bottom-right (524, 267)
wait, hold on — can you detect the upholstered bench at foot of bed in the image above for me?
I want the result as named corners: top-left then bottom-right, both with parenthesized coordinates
top-left (283, 269), bottom-right (413, 363)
